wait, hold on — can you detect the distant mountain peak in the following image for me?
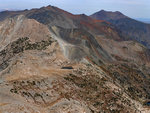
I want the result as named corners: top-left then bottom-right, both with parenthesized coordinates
top-left (91, 9), bottom-right (150, 49)
top-left (97, 10), bottom-right (122, 14)
top-left (99, 9), bottom-right (105, 12)
top-left (90, 10), bottom-right (127, 21)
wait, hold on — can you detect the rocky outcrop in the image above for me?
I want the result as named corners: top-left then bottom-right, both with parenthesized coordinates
top-left (0, 37), bottom-right (55, 71)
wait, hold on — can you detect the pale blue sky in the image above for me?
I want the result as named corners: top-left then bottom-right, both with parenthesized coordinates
top-left (0, 0), bottom-right (150, 18)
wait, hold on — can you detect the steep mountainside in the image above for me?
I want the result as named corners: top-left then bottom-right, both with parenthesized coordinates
top-left (0, 6), bottom-right (122, 40)
top-left (90, 10), bottom-right (150, 48)
top-left (0, 6), bottom-right (150, 113)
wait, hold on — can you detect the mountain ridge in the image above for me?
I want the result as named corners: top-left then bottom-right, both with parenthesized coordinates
top-left (91, 10), bottom-right (128, 20)
top-left (90, 10), bottom-right (150, 48)
top-left (0, 5), bottom-right (150, 113)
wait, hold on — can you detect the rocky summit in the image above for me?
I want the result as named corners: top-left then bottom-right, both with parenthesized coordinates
top-left (0, 5), bottom-right (150, 113)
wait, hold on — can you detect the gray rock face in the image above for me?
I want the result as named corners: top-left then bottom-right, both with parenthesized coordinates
top-left (51, 26), bottom-right (112, 64)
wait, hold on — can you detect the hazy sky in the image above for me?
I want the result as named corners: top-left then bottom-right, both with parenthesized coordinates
top-left (0, 0), bottom-right (150, 18)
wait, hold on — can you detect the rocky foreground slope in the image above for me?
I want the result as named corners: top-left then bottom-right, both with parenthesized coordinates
top-left (0, 6), bottom-right (150, 113)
